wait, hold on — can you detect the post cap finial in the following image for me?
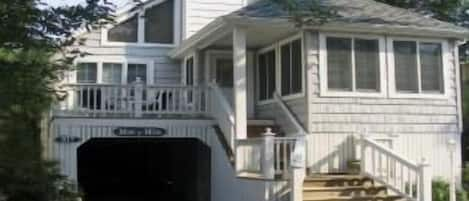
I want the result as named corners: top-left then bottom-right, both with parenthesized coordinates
top-left (262, 127), bottom-right (275, 137)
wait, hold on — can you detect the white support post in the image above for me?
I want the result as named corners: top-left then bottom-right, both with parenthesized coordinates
top-left (262, 128), bottom-right (275, 179)
top-left (419, 158), bottom-right (432, 201)
top-left (360, 135), bottom-right (367, 175)
top-left (134, 77), bottom-right (144, 118)
top-left (448, 139), bottom-right (457, 201)
top-left (290, 168), bottom-right (305, 201)
top-left (233, 26), bottom-right (247, 140)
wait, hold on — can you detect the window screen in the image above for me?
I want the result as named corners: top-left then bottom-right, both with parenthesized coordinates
top-left (280, 39), bottom-right (302, 96)
top-left (355, 39), bottom-right (380, 91)
top-left (127, 64), bottom-right (147, 84)
top-left (77, 63), bottom-right (97, 83)
top-left (394, 41), bottom-right (419, 92)
top-left (102, 63), bottom-right (122, 84)
top-left (108, 15), bottom-right (138, 43)
top-left (258, 50), bottom-right (276, 101)
top-left (185, 58), bottom-right (194, 86)
top-left (327, 37), bottom-right (352, 91)
top-left (420, 42), bottom-right (443, 93)
top-left (144, 0), bottom-right (174, 44)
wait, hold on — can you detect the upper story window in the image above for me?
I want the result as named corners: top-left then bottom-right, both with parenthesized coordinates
top-left (102, 63), bottom-right (123, 84)
top-left (77, 63), bottom-right (97, 83)
top-left (280, 39), bottom-right (302, 96)
top-left (258, 50), bottom-right (276, 101)
top-left (108, 15), bottom-right (138, 43)
top-left (388, 38), bottom-right (448, 98)
top-left (319, 33), bottom-right (386, 97)
top-left (144, 0), bottom-right (174, 44)
top-left (103, 0), bottom-right (178, 46)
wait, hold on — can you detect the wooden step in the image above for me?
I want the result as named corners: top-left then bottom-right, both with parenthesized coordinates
top-left (304, 175), bottom-right (374, 187)
top-left (303, 186), bottom-right (387, 197)
top-left (303, 195), bottom-right (402, 201)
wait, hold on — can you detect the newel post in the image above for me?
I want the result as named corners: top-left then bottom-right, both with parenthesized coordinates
top-left (419, 158), bottom-right (432, 201)
top-left (448, 139), bottom-right (457, 201)
top-left (134, 77), bottom-right (144, 118)
top-left (262, 128), bottom-right (275, 179)
top-left (360, 134), bottom-right (367, 175)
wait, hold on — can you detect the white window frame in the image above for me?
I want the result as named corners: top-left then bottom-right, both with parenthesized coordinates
top-left (101, 0), bottom-right (181, 47)
top-left (387, 37), bottom-right (450, 99)
top-left (73, 57), bottom-right (154, 85)
top-left (256, 33), bottom-right (305, 105)
top-left (319, 32), bottom-right (387, 98)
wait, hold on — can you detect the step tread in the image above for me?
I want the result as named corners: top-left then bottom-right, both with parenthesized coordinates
top-left (303, 195), bottom-right (402, 201)
top-left (303, 186), bottom-right (386, 191)
top-left (304, 175), bottom-right (371, 181)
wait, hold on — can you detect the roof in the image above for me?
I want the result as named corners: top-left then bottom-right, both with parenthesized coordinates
top-left (227, 0), bottom-right (469, 36)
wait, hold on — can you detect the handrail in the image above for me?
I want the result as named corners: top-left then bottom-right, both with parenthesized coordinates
top-left (360, 135), bottom-right (431, 201)
top-left (209, 82), bottom-right (235, 150)
top-left (273, 92), bottom-right (307, 135)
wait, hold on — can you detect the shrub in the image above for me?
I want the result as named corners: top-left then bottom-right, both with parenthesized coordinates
top-left (433, 179), bottom-right (469, 201)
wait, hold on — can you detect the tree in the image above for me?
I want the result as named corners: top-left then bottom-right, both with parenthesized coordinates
top-left (0, 1), bottom-right (114, 200)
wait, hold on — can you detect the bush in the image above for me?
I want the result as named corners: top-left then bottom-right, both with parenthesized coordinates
top-left (433, 179), bottom-right (469, 201)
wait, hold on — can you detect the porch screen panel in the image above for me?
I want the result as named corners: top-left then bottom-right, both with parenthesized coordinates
top-left (144, 0), bottom-right (174, 44)
top-left (355, 39), bottom-right (380, 91)
top-left (127, 64), bottom-right (147, 84)
top-left (291, 40), bottom-right (302, 94)
top-left (77, 63), bottom-right (97, 83)
top-left (394, 41), bottom-right (418, 92)
top-left (103, 63), bottom-right (122, 84)
top-left (258, 50), bottom-right (276, 101)
top-left (281, 44), bottom-right (291, 96)
top-left (420, 42), bottom-right (443, 93)
top-left (108, 15), bottom-right (138, 43)
top-left (327, 37), bottom-right (352, 91)
top-left (185, 58), bottom-right (194, 86)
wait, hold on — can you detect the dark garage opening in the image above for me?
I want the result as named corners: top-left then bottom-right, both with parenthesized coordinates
top-left (77, 138), bottom-right (211, 201)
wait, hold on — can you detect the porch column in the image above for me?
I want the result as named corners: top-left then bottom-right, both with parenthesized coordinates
top-left (233, 27), bottom-right (247, 140)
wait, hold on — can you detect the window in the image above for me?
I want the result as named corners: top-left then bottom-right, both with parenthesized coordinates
top-left (258, 50), bottom-right (276, 101)
top-left (326, 36), bottom-right (380, 92)
top-left (108, 15), bottom-right (138, 43)
top-left (77, 63), bottom-right (97, 83)
top-left (216, 59), bottom-right (233, 87)
top-left (102, 63), bottom-right (122, 84)
top-left (127, 64), bottom-right (147, 84)
top-left (280, 39), bottom-right (302, 96)
top-left (144, 0), bottom-right (174, 43)
top-left (392, 40), bottom-right (444, 94)
top-left (185, 57), bottom-right (194, 86)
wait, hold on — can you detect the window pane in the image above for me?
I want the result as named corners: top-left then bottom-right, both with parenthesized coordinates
top-left (216, 59), bottom-right (233, 87)
top-left (127, 64), bottom-right (147, 83)
top-left (266, 51), bottom-right (276, 99)
top-left (77, 63), bottom-right (97, 83)
top-left (394, 41), bottom-right (418, 92)
top-left (258, 54), bottom-right (267, 101)
top-left (327, 37), bottom-right (352, 91)
top-left (108, 15), bottom-right (138, 42)
top-left (185, 58), bottom-right (194, 86)
top-left (144, 0), bottom-right (174, 43)
top-left (420, 42), bottom-right (443, 93)
top-left (355, 39), bottom-right (380, 91)
top-left (291, 40), bottom-right (302, 94)
top-left (281, 44), bottom-right (291, 95)
top-left (103, 63), bottom-right (122, 84)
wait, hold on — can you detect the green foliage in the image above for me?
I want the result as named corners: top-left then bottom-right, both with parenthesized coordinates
top-left (433, 179), bottom-right (469, 201)
top-left (0, 0), bottom-right (114, 201)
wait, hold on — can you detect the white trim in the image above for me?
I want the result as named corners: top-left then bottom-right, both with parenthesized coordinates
top-left (318, 32), bottom-right (387, 98)
top-left (74, 57), bottom-right (154, 85)
top-left (100, 0), bottom-right (181, 47)
top-left (182, 52), bottom-right (196, 86)
top-left (387, 37), bottom-right (450, 99)
top-left (455, 40), bottom-right (464, 133)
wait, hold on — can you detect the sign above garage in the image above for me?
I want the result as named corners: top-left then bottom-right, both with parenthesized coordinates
top-left (113, 127), bottom-right (166, 137)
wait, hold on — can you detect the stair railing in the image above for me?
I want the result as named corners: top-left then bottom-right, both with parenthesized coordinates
top-left (359, 135), bottom-right (431, 201)
top-left (208, 82), bottom-right (236, 150)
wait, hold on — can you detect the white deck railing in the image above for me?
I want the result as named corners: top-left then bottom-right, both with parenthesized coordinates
top-left (237, 132), bottom-right (305, 179)
top-left (360, 135), bottom-right (431, 201)
top-left (208, 83), bottom-right (235, 150)
top-left (56, 81), bottom-right (208, 116)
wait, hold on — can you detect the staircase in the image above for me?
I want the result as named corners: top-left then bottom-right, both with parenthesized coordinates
top-left (303, 175), bottom-right (402, 201)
